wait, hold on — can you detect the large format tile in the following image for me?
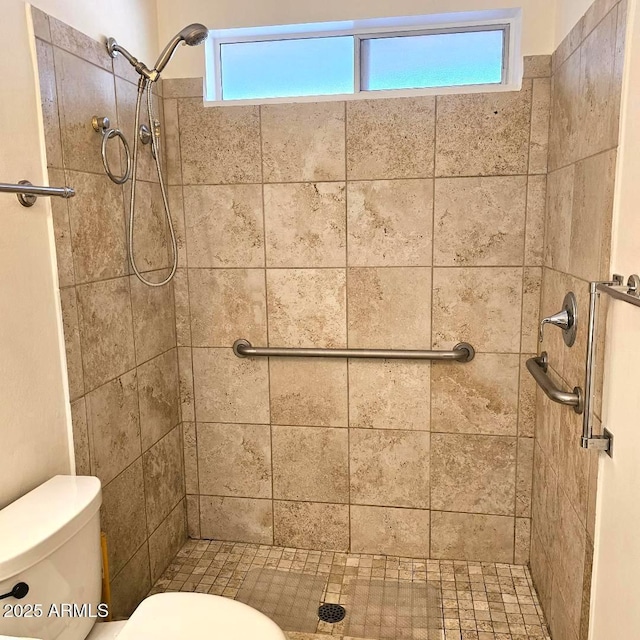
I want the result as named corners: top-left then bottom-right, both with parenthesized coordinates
top-left (272, 425), bottom-right (349, 503)
top-left (76, 277), bottom-right (136, 392)
top-left (347, 179), bottom-right (433, 267)
top-left (348, 267), bottom-right (431, 349)
top-left (431, 511), bottom-right (515, 562)
top-left (192, 348), bottom-right (269, 424)
top-left (273, 501), bottom-right (349, 550)
top-left (35, 40), bottom-right (63, 168)
top-left (350, 429), bottom-right (430, 509)
top-left (189, 268), bottom-right (267, 347)
top-left (183, 185), bottom-right (264, 268)
top-left (182, 422), bottom-right (198, 494)
top-left (578, 8), bottom-right (621, 160)
top-left (269, 358), bottom-right (348, 427)
top-left (348, 359), bottom-right (430, 431)
top-left (264, 183), bottom-right (346, 268)
top-left (432, 267), bottom-right (523, 353)
top-left (544, 165), bottom-right (574, 273)
top-left (569, 150), bottom-right (616, 281)
top-left (431, 354), bottom-right (519, 436)
top-left (261, 102), bottom-right (346, 182)
top-left (431, 433), bottom-right (517, 515)
top-left (530, 77), bottom-right (551, 174)
top-left (66, 171), bottom-right (128, 283)
top-left (59, 287), bottom-right (84, 400)
top-left (525, 175), bottom-right (546, 266)
top-left (149, 500), bottom-right (186, 583)
top-left (86, 370), bottom-right (141, 486)
top-left (350, 505), bottom-right (430, 557)
top-left (70, 398), bottom-right (90, 475)
top-left (347, 97), bottom-right (435, 180)
top-left (130, 274), bottom-right (176, 364)
top-left (100, 459), bottom-right (148, 577)
top-left (433, 177), bottom-right (527, 266)
top-left (49, 15), bottom-right (112, 71)
top-left (137, 349), bottom-right (180, 450)
top-left (197, 423), bottom-right (272, 498)
top-left (267, 269), bottom-right (346, 348)
top-left (109, 543), bottom-right (151, 619)
top-left (53, 48), bottom-right (118, 174)
top-left (200, 496), bottom-right (273, 544)
top-left (178, 100), bottom-right (261, 184)
top-left (48, 169), bottom-right (75, 287)
top-left (435, 86), bottom-right (531, 177)
top-left (143, 426), bottom-right (185, 534)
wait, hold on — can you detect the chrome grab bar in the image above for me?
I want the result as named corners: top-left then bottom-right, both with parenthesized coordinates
top-left (233, 339), bottom-right (475, 362)
top-left (0, 180), bottom-right (75, 207)
top-left (526, 352), bottom-right (583, 413)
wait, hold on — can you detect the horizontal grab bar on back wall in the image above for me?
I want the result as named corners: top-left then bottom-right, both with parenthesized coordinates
top-left (232, 339), bottom-right (475, 362)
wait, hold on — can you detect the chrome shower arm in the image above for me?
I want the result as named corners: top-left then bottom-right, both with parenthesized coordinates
top-left (106, 38), bottom-right (158, 81)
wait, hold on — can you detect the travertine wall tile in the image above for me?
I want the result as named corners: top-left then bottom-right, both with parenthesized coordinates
top-left (197, 423), bottom-right (272, 498)
top-left (192, 348), bottom-right (269, 424)
top-left (434, 177), bottom-right (527, 266)
top-left (431, 511), bottom-right (515, 562)
top-left (431, 354), bottom-right (519, 436)
top-left (347, 179), bottom-right (433, 267)
top-left (86, 370), bottom-right (141, 486)
top-left (274, 501), bottom-right (349, 550)
top-left (431, 433), bottom-right (517, 516)
top-left (348, 360), bottom-right (430, 431)
top-left (183, 184), bottom-right (264, 268)
top-left (432, 267), bottom-right (523, 353)
top-left (200, 496), bottom-right (273, 544)
top-left (189, 268), bottom-right (267, 347)
top-left (435, 86), bottom-right (532, 177)
top-left (347, 97), bottom-right (435, 180)
top-left (262, 102), bottom-right (346, 182)
top-left (178, 100), bottom-right (261, 184)
top-left (351, 505), bottom-right (429, 556)
top-left (348, 267), bottom-right (431, 349)
top-left (272, 425), bottom-right (349, 502)
top-left (267, 269), bottom-right (346, 348)
top-left (350, 429), bottom-right (430, 509)
top-left (269, 358), bottom-right (348, 428)
top-left (264, 182), bottom-right (346, 268)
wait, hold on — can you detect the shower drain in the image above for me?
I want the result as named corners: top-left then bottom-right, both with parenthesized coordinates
top-left (318, 603), bottom-right (346, 623)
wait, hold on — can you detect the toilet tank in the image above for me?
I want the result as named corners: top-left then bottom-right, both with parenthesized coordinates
top-left (0, 476), bottom-right (103, 640)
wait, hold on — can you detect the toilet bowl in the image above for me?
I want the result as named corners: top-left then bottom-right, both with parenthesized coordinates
top-left (0, 476), bottom-right (286, 640)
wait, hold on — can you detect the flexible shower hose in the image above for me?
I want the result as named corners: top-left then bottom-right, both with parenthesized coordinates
top-left (128, 77), bottom-right (178, 287)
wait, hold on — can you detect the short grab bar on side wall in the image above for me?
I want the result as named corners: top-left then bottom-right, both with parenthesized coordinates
top-left (233, 339), bottom-right (475, 362)
top-left (526, 352), bottom-right (583, 414)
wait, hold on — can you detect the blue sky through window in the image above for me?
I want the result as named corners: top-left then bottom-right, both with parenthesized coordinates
top-left (221, 36), bottom-right (355, 100)
top-left (362, 30), bottom-right (504, 90)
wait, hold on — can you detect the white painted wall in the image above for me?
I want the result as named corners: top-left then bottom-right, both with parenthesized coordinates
top-left (0, 0), bottom-right (158, 509)
top-left (555, 0), bottom-right (594, 45)
top-left (590, 0), bottom-right (640, 637)
top-left (155, 0), bottom-right (557, 79)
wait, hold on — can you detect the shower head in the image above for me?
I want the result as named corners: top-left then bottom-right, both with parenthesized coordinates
top-left (153, 23), bottom-right (209, 76)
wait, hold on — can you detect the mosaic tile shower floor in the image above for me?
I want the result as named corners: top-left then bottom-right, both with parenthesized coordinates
top-left (150, 540), bottom-right (551, 640)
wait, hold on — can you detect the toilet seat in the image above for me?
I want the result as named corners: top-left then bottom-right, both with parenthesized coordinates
top-left (114, 592), bottom-right (287, 640)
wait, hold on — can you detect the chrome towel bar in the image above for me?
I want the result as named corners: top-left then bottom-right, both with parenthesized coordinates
top-left (526, 352), bottom-right (583, 413)
top-left (0, 180), bottom-right (76, 207)
top-left (233, 339), bottom-right (475, 362)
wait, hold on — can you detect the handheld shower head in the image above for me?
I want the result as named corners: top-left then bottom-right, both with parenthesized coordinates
top-left (153, 23), bottom-right (209, 76)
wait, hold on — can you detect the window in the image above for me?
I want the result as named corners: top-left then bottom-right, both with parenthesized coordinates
top-left (205, 11), bottom-right (522, 104)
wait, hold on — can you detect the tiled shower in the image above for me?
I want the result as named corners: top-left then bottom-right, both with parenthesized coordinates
top-left (31, 0), bottom-right (626, 638)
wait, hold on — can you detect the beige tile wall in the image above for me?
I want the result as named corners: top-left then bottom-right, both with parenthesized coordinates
top-left (32, 8), bottom-right (186, 619)
top-left (530, 1), bottom-right (627, 639)
top-left (165, 55), bottom-right (553, 564)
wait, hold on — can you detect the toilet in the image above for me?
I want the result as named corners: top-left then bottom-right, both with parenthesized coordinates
top-left (0, 476), bottom-right (286, 640)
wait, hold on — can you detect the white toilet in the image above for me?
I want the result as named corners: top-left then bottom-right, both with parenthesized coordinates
top-left (0, 476), bottom-right (286, 640)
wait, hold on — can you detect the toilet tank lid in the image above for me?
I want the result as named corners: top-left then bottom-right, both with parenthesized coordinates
top-left (0, 475), bottom-right (102, 581)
